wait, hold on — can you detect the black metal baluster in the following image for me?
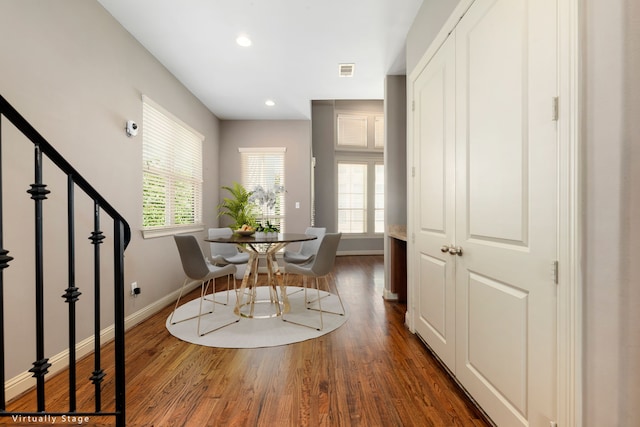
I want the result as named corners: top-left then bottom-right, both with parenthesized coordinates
top-left (0, 96), bottom-right (130, 423)
top-left (61, 175), bottom-right (81, 412)
top-left (26, 143), bottom-right (51, 412)
top-left (0, 115), bottom-right (15, 411)
top-left (89, 202), bottom-right (105, 412)
top-left (114, 220), bottom-right (126, 427)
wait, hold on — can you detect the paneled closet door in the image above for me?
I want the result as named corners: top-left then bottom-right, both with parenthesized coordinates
top-left (411, 34), bottom-right (457, 371)
top-left (454, 0), bottom-right (558, 426)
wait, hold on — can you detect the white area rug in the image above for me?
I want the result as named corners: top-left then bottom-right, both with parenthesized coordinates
top-left (165, 286), bottom-right (348, 348)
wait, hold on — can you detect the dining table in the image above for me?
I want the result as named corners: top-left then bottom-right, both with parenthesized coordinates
top-left (205, 232), bottom-right (317, 319)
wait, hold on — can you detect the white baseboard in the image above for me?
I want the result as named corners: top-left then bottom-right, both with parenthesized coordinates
top-left (336, 250), bottom-right (384, 256)
top-left (5, 281), bottom-right (199, 402)
top-left (383, 289), bottom-right (398, 300)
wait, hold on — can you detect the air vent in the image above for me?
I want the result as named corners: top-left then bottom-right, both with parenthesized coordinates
top-left (339, 63), bottom-right (355, 77)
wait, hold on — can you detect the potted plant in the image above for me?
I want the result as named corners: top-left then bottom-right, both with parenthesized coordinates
top-left (217, 182), bottom-right (257, 230)
top-left (255, 220), bottom-right (279, 238)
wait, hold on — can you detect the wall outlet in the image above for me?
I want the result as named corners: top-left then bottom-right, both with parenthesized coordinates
top-left (131, 282), bottom-right (138, 296)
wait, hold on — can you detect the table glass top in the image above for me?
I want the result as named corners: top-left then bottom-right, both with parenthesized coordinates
top-left (205, 232), bottom-right (317, 244)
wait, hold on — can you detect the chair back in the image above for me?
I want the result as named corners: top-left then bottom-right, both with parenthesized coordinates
top-left (208, 227), bottom-right (239, 258)
top-left (174, 234), bottom-right (209, 280)
top-left (309, 232), bottom-right (341, 276)
top-left (299, 227), bottom-right (326, 257)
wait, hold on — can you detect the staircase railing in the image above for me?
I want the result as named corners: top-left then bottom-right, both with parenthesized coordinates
top-left (0, 95), bottom-right (130, 426)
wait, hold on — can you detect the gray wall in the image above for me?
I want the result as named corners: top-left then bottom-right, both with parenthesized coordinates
top-left (0, 0), bottom-right (221, 380)
top-left (384, 76), bottom-right (407, 227)
top-left (218, 120), bottom-right (312, 245)
top-left (583, 0), bottom-right (640, 424)
top-left (408, 0), bottom-right (640, 425)
top-left (311, 100), bottom-right (385, 254)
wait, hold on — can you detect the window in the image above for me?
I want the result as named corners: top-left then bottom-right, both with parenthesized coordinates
top-left (142, 96), bottom-right (204, 237)
top-left (240, 147), bottom-right (286, 231)
top-left (337, 159), bottom-right (384, 235)
top-left (335, 111), bottom-right (384, 236)
top-left (338, 162), bottom-right (367, 233)
top-left (374, 162), bottom-right (385, 233)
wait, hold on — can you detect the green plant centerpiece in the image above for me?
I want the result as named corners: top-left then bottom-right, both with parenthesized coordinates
top-left (217, 182), bottom-right (257, 230)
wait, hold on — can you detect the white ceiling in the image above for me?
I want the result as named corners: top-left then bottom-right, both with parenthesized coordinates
top-left (97, 0), bottom-right (423, 120)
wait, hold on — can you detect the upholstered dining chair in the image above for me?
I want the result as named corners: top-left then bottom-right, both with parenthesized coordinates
top-left (282, 232), bottom-right (344, 331)
top-left (171, 234), bottom-right (238, 336)
top-left (208, 227), bottom-right (250, 289)
top-left (283, 226), bottom-right (326, 294)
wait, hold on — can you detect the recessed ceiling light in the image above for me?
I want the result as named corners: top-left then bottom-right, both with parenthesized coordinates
top-left (265, 100), bottom-right (276, 107)
top-left (236, 35), bottom-right (252, 47)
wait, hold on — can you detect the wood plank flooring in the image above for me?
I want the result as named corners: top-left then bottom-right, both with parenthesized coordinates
top-left (6, 255), bottom-right (490, 426)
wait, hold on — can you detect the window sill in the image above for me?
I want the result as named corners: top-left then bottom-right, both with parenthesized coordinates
top-left (141, 224), bottom-right (205, 239)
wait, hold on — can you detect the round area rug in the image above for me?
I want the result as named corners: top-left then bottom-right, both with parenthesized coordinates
top-left (165, 286), bottom-right (348, 348)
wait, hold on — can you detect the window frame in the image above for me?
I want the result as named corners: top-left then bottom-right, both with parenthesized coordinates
top-left (141, 95), bottom-right (204, 239)
top-left (335, 154), bottom-right (384, 237)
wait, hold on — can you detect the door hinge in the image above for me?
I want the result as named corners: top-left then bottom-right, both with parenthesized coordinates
top-left (552, 97), bottom-right (559, 121)
top-left (550, 421), bottom-right (558, 427)
top-left (412, 166), bottom-right (416, 178)
top-left (411, 233), bottom-right (415, 244)
top-left (553, 260), bottom-right (559, 284)
top-left (412, 100), bottom-right (415, 112)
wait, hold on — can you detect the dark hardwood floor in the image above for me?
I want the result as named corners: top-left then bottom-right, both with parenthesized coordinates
top-left (6, 256), bottom-right (490, 426)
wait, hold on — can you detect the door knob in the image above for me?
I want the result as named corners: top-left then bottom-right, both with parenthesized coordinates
top-left (440, 245), bottom-right (450, 253)
top-left (448, 246), bottom-right (463, 256)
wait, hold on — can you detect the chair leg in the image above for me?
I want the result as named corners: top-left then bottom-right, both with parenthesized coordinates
top-left (203, 275), bottom-right (233, 306)
top-left (169, 278), bottom-right (203, 325)
top-left (282, 275), bottom-right (323, 331)
top-left (198, 277), bottom-right (240, 337)
top-left (307, 273), bottom-right (345, 316)
top-left (284, 271), bottom-right (304, 296)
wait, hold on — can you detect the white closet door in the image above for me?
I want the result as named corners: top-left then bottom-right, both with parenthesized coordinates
top-left (454, 0), bottom-right (558, 425)
top-left (412, 35), bottom-right (457, 371)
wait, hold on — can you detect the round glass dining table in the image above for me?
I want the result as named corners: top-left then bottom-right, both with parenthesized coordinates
top-left (205, 233), bottom-right (317, 318)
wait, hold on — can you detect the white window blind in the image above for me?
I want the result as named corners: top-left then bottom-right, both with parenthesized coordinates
top-left (337, 114), bottom-right (368, 148)
top-left (240, 147), bottom-right (286, 231)
top-left (142, 96), bottom-right (203, 235)
top-left (374, 116), bottom-right (385, 149)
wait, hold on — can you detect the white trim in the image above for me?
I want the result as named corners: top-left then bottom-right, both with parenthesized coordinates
top-left (557, 0), bottom-right (582, 425)
top-left (238, 147), bottom-right (287, 153)
top-left (336, 249), bottom-right (384, 256)
top-left (141, 224), bottom-right (204, 239)
top-left (407, 0), bottom-right (475, 80)
top-left (5, 281), bottom-right (200, 401)
top-left (141, 95), bottom-right (204, 140)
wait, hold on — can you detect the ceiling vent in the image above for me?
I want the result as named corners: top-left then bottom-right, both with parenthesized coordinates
top-left (339, 63), bottom-right (355, 77)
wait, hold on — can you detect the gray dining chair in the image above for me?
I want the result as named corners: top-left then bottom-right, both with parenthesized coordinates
top-left (282, 232), bottom-right (344, 331)
top-left (283, 226), bottom-right (326, 264)
top-left (283, 226), bottom-right (326, 294)
top-left (208, 227), bottom-right (250, 288)
top-left (171, 234), bottom-right (239, 336)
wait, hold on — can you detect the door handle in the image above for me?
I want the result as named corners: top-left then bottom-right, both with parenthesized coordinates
top-left (448, 246), bottom-right (463, 256)
top-left (441, 245), bottom-right (450, 253)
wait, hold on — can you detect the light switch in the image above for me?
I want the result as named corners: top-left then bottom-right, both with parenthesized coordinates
top-left (295, 202), bottom-right (300, 209)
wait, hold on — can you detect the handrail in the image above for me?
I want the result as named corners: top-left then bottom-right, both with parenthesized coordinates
top-left (0, 95), bottom-right (131, 248)
top-left (0, 94), bottom-right (130, 426)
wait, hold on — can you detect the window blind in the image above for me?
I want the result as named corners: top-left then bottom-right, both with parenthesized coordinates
top-left (337, 114), bottom-right (368, 148)
top-left (142, 96), bottom-right (203, 232)
top-left (239, 147), bottom-right (286, 231)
